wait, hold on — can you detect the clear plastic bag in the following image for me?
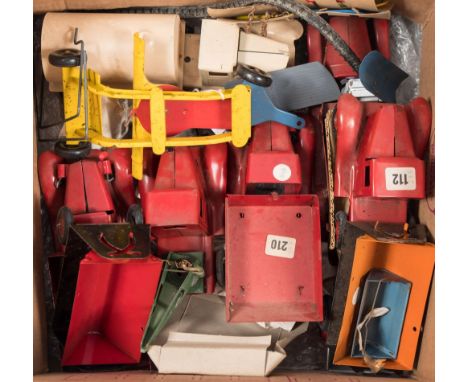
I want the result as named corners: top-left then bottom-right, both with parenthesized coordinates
top-left (390, 14), bottom-right (422, 103)
top-left (101, 97), bottom-right (132, 139)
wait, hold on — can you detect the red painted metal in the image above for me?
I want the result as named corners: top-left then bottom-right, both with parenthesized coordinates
top-left (139, 146), bottom-right (227, 293)
top-left (106, 150), bottom-right (137, 210)
top-left (404, 97), bottom-right (433, 159)
top-left (295, 116), bottom-right (316, 194)
top-left (325, 17), bottom-right (371, 79)
top-left (226, 120), bottom-right (314, 195)
top-left (373, 19), bottom-right (391, 60)
top-left (334, 94), bottom-right (431, 222)
top-left (225, 194), bottom-right (323, 322)
top-left (245, 122), bottom-right (302, 194)
top-left (38, 149), bottom-right (136, 241)
top-left (61, 251), bottom-right (162, 366)
top-left (307, 24), bottom-right (323, 63)
top-left (354, 158), bottom-right (425, 199)
top-left (227, 145), bottom-right (248, 195)
top-left (38, 151), bottom-right (65, 227)
top-left (225, 121), bottom-right (322, 322)
top-left (134, 99), bottom-right (233, 135)
top-left (140, 147), bottom-right (208, 231)
top-left (203, 144), bottom-right (228, 236)
top-left (307, 17), bottom-right (391, 80)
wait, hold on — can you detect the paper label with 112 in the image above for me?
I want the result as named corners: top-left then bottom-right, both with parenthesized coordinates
top-left (385, 167), bottom-right (416, 191)
top-left (265, 234), bottom-right (296, 259)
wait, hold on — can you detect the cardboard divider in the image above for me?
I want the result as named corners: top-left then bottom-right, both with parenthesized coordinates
top-left (33, 0), bottom-right (436, 379)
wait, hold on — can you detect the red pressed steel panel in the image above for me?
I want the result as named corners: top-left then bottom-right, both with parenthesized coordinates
top-left (271, 121), bottom-right (296, 152)
top-left (73, 212), bottom-right (114, 224)
top-left (64, 162), bottom-right (87, 214)
top-left (81, 161), bottom-right (115, 213)
top-left (134, 99), bottom-right (232, 135)
top-left (141, 148), bottom-right (207, 231)
top-left (227, 145), bottom-right (248, 195)
top-left (373, 19), bottom-right (391, 59)
top-left (203, 144), bottom-right (228, 235)
top-left (308, 18), bottom-right (390, 78)
top-left (324, 17), bottom-right (371, 79)
top-left (245, 122), bottom-right (302, 193)
top-left (296, 119), bottom-right (315, 194)
top-left (334, 94), bottom-right (363, 197)
top-left (357, 107), bottom-right (398, 161)
top-left (246, 152), bottom-right (302, 185)
top-left (38, 151), bottom-right (65, 224)
top-left (350, 197), bottom-right (408, 224)
top-left (144, 189), bottom-right (202, 227)
top-left (307, 24), bottom-right (323, 63)
top-left (62, 252), bottom-right (162, 366)
top-left (225, 194), bottom-right (323, 322)
top-left (404, 97), bottom-right (432, 159)
top-left (107, 149), bottom-right (137, 209)
top-left (354, 158), bottom-right (425, 199)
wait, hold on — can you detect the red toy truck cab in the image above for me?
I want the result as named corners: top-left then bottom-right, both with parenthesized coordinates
top-left (139, 145), bottom-right (228, 293)
top-left (334, 94), bottom-right (431, 222)
top-left (38, 149), bottom-right (136, 247)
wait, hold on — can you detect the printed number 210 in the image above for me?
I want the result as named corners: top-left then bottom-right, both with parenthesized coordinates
top-left (270, 239), bottom-right (288, 251)
top-left (392, 173), bottom-right (408, 185)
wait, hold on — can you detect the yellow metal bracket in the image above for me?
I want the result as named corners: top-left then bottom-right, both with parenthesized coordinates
top-left (61, 33), bottom-right (252, 179)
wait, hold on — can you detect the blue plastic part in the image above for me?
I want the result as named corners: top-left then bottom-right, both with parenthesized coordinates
top-left (227, 80), bottom-right (305, 129)
top-left (359, 50), bottom-right (409, 103)
top-left (266, 63), bottom-right (340, 112)
top-left (351, 269), bottom-right (411, 360)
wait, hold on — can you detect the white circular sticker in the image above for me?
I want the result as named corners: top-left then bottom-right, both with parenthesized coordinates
top-left (273, 164), bottom-right (292, 182)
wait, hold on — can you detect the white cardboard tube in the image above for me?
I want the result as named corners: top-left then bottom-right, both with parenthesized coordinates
top-left (41, 13), bottom-right (184, 91)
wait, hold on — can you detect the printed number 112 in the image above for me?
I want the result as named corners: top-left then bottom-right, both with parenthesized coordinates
top-left (393, 173), bottom-right (408, 185)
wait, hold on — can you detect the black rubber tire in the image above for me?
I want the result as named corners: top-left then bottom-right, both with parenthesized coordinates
top-left (54, 141), bottom-right (91, 161)
top-left (56, 206), bottom-right (74, 246)
top-left (236, 64), bottom-right (272, 87)
top-left (215, 246), bottom-right (226, 288)
top-left (49, 49), bottom-right (81, 68)
top-left (127, 204), bottom-right (144, 225)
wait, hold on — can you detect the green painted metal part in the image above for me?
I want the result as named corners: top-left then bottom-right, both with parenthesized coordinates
top-left (140, 252), bottom-right (204, 352)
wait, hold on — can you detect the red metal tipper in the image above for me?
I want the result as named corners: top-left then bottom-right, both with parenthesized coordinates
top-left (53, 224), bottom-right (163, 366)
top-left (225, 121), bottom-right (323, 322)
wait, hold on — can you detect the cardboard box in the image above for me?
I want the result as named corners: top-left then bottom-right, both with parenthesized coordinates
top-left (33, 0), bottom-right (435, 380)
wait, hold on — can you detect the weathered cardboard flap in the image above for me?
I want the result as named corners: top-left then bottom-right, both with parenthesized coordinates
top-left (311, 0), bottom-right (393, 12)
top-left (147, 294), bottom-right (308, 376)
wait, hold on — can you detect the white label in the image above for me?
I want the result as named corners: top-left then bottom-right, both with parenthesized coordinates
top-left (273, 164), bottom-right (292, 182)
top-left (265, 234), bottom-right (296, 259)
top-left (385, 167), bottom-right (416, 191)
